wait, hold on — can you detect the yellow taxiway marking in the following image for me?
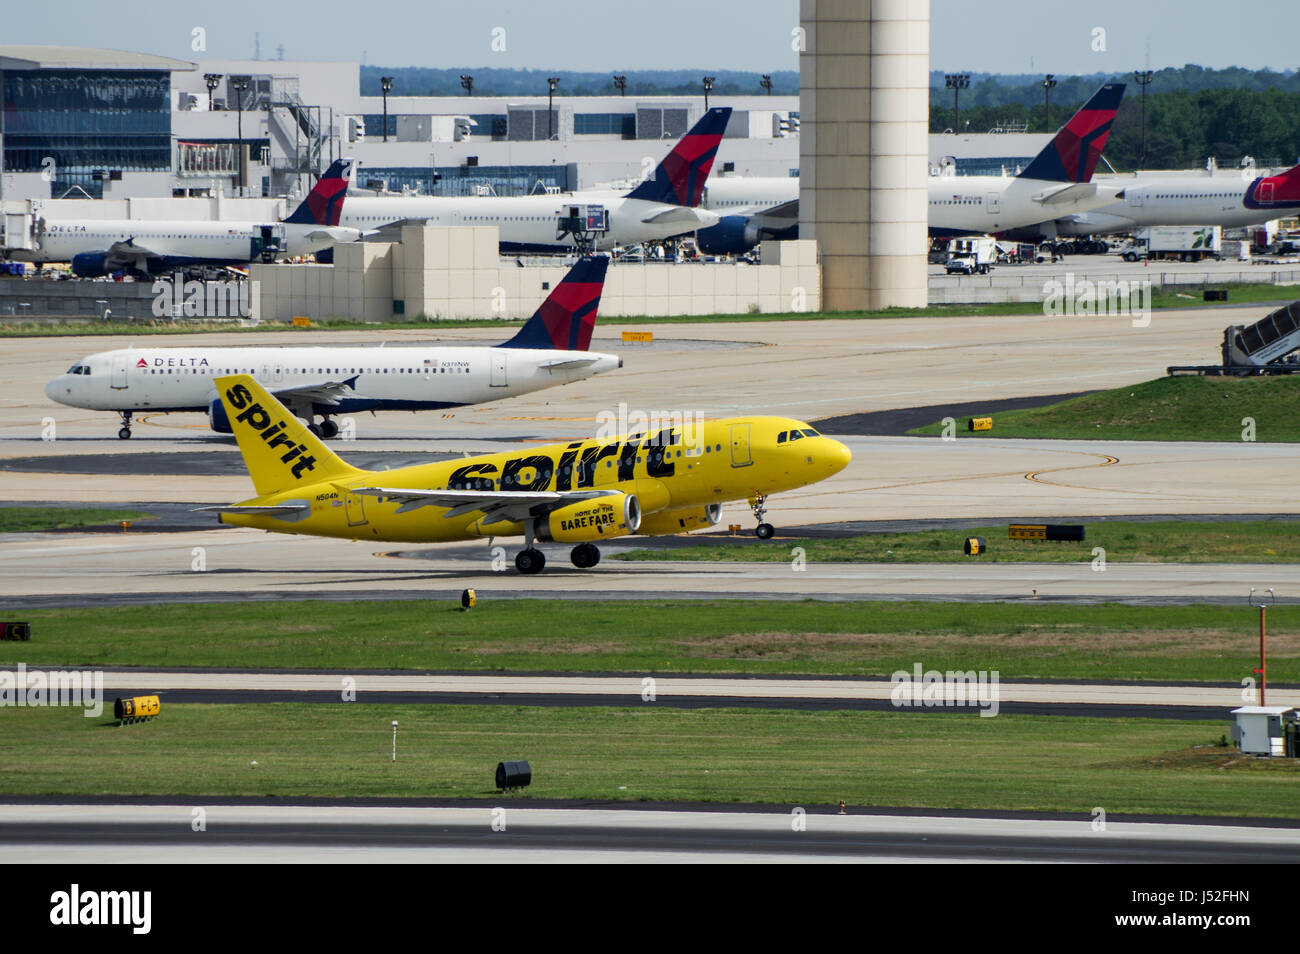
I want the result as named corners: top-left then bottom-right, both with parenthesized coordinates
top-left (137, 414), bottom-right (209, 431)
top-left (1025, 452), bottom-right (1120, 484)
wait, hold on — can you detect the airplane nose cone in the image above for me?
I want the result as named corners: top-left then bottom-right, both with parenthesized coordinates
top-left (828, 439), bottom-right (852, 475)
top-left (45, 377), bottom-right (63, 402)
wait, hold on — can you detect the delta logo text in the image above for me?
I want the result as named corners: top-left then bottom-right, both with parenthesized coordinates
top-left (890, 663), bottom-right (1001, 718)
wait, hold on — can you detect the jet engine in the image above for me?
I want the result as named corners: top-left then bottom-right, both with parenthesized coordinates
top-left (636, 503), bottom-right (722, 536)
top-left (534, 493), bottom-right (641, 542)
top-left (696, 216), bottom-right (761, 254)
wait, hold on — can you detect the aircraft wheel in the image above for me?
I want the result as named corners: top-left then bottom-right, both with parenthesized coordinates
top-left (320, 419), bottom-right (339, 439)
top-left (308, 422), bottom-right (323, 437)
top-left (571, 543), bottom-right (601, 568)
top-left (515, 548), bottom-right (546, 575)
top-left (118, 427), bottom-right (132, 440)
top-left (755, 522), bottom-right (775, 540)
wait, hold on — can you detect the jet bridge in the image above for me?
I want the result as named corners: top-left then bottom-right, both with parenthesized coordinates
top-left (1167, 300), bottom-right (1300, 375)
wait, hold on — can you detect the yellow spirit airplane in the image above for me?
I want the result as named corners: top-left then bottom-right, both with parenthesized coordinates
top-left (206, 374), bottom-right (851, 573)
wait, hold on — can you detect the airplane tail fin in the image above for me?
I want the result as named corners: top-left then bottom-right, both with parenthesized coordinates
top-left (214, 375), bottom-right (364, 497)
top-left (1246, 160), bottom-right (1300, 209)
top-left (624, 107), bottom-right (732, 207)
top-left (1017, 83), bottom-right (1125, 183)
top-left (283, 158), bottom-right (356, 225)
top-left (499, 255), bottom-right (610, 351)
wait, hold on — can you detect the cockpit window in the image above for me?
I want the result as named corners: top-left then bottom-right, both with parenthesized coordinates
top-left (777, 431), bottom-right (787, 443)
top-left (801, 428), bottom-right (819, 438)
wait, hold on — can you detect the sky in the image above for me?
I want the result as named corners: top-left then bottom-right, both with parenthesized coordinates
top-left (2, 0), bottom-right (1295, 75)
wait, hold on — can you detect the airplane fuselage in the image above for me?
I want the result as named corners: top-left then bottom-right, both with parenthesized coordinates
top-left (220, 415), bottom-right (850, 544)
top-left (13, 218), bottom-right (360, 270)
top-left (928, 175), bottom-right (1121, 237)
top-left (339, 190), bottom-right (718, 252)
top-left (46, 345), bottom-right (620, 419)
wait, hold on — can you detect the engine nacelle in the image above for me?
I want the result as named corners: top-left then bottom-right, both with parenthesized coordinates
top-left (696, 215), bottom-right (761, 255)
top-left (534, 493), bottom-right (640, 543)
top-left (208, 398), bottom-right (233, 434)
top-left (636, 503), bottom-right (722, 536)
top-left (71, 252), bottom-right (112, 278)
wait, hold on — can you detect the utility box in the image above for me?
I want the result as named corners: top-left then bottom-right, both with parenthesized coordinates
top-left (1230, 706), bottom-right (1296, 756)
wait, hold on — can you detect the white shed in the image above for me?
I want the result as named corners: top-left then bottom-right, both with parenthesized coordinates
top-left (1229, 706), bottom-right (1296, 756)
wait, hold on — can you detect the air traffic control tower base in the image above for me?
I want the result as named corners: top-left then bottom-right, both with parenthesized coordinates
top-left (800, 0), bottom-right (929, 310)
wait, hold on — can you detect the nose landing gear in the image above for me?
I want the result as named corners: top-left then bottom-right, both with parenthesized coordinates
top-left (117, 411), bottom-right (133, 440)
top-left (749, 494), bottom-right (775, 539)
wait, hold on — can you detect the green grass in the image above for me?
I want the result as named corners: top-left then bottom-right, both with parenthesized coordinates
top-left (618, 520), bottom-right (1300, 565)
top-left (2, 282), bottom-right (1291, 337)
top-left (909, 374), bottom-right (1300, 442)
top-left (2, 705), bottom-right (1295, 816)
top-left (0, 506), bottom-right (149, 533)
top-left (4, 599), bottom-right (1296, 682)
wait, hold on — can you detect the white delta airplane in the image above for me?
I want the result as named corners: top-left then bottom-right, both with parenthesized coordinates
top-left (1000, 159), bottom-right (1300, 239)
top-left (46, 256), bottom-right (619, 439)
top-left (690, 83), bottom-right (1129, 251)
top-left (10, 159), bottom-right (362, 277)
top-left (326, 108), bottom-right (733, 252)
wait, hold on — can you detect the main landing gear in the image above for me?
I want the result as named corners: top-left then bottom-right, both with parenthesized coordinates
top-left (570, 542), bottom-right (601, 568)
top-left (117, 411), bottom-right (133, 440)
top-left (749, 494), bottom-right (775, 539)
top-left (306, 416), bottom-right (339, 439)
top-left (514, 523), bottom-right (547, 575)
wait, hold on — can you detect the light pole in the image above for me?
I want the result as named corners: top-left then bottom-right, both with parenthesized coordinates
top-left (1134, 69), bottom-right (1154, 169)
top-left (546, 77), bottom-right (560, 140)
top-left (944, 73), bottom-right (970, 132)
top-left (1249, 588), bottom-right (1274, 706)
top-left (380, 76), bottom-right (393, 142)
top-left (1042, 74), bottom-right (1057, 131)
top-left (203, 72), bottom-right (222, 111)
top-left (460, 74), bottom-right (473, 97)
top-left (612, 74), bottom-right (626, 96)
top-left (759, 74), bottom-right (773, 95)
top-left (230, 76), bottom-right (249, 193)
top-left (702, 75), bottom-right (715, 111)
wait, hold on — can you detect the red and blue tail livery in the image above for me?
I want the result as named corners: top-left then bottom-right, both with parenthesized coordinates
top-left (1244, 162), bottom-right (1300, 212)
top-left (625, 107), bottom-right (732, 207)
top-left (284, 158), bottom-right (355, 226)
top-left (1017, 83), bottom-right (1125, 184)
top-left (499, 255), bottom-right (610, 351)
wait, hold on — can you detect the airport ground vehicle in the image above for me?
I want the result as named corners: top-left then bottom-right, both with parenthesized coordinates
top-left (945, 238), bottom-right (996, 274)
top-left (1123, 226), bottom-right (1223, 262)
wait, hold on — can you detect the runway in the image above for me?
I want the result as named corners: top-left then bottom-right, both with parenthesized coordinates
top-left (3, 803), bottom-right (1296, 862)
top-left (75, 667), bottom-right (1300, 718)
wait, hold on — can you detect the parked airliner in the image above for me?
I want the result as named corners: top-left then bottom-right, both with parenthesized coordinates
top-left (318, 109), bottom-right (733, 252)
top-left (45, 256), bottom-right (618, 439)
top-left (10, 159), bottom-right (362, 277)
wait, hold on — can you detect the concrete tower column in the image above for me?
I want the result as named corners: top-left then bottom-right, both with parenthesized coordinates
top-left (799, 0), bottom-right (930, 310)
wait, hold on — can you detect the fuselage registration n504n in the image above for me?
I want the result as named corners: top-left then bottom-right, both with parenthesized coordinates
top-left (204, 374), bottom-right (852, 574)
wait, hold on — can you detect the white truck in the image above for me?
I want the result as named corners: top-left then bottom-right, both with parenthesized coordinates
top-left (1124, 226), bottom-right (1223, 262)
top-left (945, 237), bottom-right (997, 275)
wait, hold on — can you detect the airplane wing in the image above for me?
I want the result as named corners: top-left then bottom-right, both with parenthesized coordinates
top-left (347, 486), bottom-right (618, 523)
top-left (639, 206), bottom-right (711, 226)
top-left (271, 375), bottom-right (362, 410)
top-left (746, 198), bottom-right (800, 224)
top-left (104, 238), bottom-right (162, 269)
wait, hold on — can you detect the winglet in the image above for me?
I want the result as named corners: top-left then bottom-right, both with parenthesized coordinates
top-left (498, 255), bottom-right (609, 351)
top-left (625, 107), bottom-right (732, 207)
top-left (1017, 83), bottom-right (1125, 184)
top-left (283, 158), bottom-right (356, 226)
top-left (215, 374), bottom-right (363, 497)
